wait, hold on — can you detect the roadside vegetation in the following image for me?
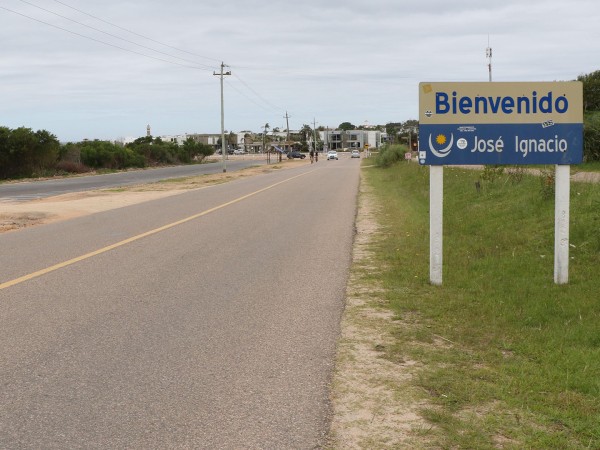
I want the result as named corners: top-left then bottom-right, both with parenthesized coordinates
top-left (374, 144), bottom-right (409, 167)
top-left (362, 157), bottom-right (600, 448)
top-left (0, 126), bottom-right (214, 180)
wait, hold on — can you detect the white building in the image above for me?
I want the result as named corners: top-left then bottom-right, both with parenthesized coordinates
top-left (320, 129), bottom-right (382, 151)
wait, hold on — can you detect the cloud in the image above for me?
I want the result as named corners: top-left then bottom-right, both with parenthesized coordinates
top-left (0, 0), bottom-right (598, 141)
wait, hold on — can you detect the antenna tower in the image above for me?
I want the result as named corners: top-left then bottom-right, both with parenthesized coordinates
top-left (486, 36), bottom-right (492, 82)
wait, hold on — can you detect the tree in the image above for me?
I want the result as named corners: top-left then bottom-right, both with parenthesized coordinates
top-left (577, 70), bottom-right (600, 161)
top-left (385, 122), bottom-right (401, 144)
top-left (0, 126), bottom-right (59, 178)
top-left (298, 124), bottom-right (313, 151)
top-left (397, 120), bottom-right (419, 151)
top-left (338, 122), bottom-right (355, 131)
top-left (183, 137), bottom-right (214, 162)
top-left (262, 123), bottom-right (270, 152)
top-left (0, 126), bottom-right (12, 175)
top-left (243, 133), bottom-right (252, 152)
top-left (400, 119), bottom-right (419, 133)
top-left (227, 131), bottom-right (237, 148)
top-left (578, 70), bottom-right (600, 112)
top-left (583, 112), bottom-right (600, 161)
top-left (78, 139), bottom-right (144, 169)
top-left (299, 124), bottom-right (312, 141)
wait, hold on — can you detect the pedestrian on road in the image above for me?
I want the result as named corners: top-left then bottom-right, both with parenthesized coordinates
top-left (310, 149), bottom-right (314, 163)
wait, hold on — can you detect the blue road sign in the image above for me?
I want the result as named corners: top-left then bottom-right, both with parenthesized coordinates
top-left (418, 82), bottom-right (583, 165)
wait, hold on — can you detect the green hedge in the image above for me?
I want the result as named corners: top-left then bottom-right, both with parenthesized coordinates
top-left (375, 144), bottom-right (410, 168)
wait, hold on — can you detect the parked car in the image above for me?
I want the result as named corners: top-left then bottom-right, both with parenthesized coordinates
top-left (327, 150), bottom-right (338, 160)
top-left (233, 149), bottom-right (246, 155)
top-left (351, 150), bottom-right (360, 158)
top-left (287, 151), bottom-right (306, 159)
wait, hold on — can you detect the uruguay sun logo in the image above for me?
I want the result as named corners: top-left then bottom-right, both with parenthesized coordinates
top-left (428, 132), bottom-right (454, 158)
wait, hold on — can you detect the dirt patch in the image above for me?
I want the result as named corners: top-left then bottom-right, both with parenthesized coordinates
top-left (571, 171), bottom-right (600, 183)
top-left (0, 190), bottom-right (184, 233)
top-left (0, 212), bottom-right (49, 233)
top-left (0, 162), bottom-right (301, 234)
top-left (328, 175), bottom-right (432, 448)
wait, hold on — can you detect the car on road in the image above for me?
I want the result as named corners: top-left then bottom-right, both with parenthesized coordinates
top-left (287, 151), bottom-right (306, 159)
top-left (351, 150), bottom-right (360, 158)
top-left (327, 150), bottom-right (338, 160)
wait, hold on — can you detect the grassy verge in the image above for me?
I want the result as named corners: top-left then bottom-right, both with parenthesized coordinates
top-left (363, 161), bottom-right (600, 448)
top-left (576, 161), bottom-right (600, 172)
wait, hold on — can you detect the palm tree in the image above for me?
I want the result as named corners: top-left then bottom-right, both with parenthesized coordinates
top-left (243, 133), bottom-right (252, 153)
top-left (300, 124), bottom-right (313, 151)
top-left (262, 123), bottom-right (270, 153)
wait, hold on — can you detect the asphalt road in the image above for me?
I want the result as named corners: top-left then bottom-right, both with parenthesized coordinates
top-left (0, 157), bottom-right (361, 448)
top-left (0, 158), bottom-right (265, 202)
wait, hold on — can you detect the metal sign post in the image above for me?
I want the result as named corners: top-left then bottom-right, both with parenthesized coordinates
top-left (419, 82), bottom-right (583, 285)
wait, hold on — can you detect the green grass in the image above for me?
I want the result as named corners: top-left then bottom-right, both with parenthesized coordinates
top-left (577, 161), bottom-right (600, 172)
top-left (364, 161), bottom-right (600, 449)
top-left (157, 177), bottom-right (191, 183)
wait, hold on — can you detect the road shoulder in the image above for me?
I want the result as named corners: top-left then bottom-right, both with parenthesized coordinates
top-left (327, 174), bottom-right (432, 448)
top-left (0, 162), bottom-right (303, 233)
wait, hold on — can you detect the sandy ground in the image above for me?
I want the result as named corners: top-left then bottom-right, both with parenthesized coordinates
top-left (0, 160), bottom-right (298, 233)
top-left (0, 190), bottom-right (184, 233)
top-left (3, 162), bottom-right (598, 234)
top-left (571, 170), bottom-right (600, 182)
top-left (327, 177), bottom-right (432, 448)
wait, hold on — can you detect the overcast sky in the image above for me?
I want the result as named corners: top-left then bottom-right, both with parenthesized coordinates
top-left (1, 0), bottom-right (598, 142)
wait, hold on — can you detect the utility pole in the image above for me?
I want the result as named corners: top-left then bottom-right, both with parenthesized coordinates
top-left (214, 62), bottom-right (231, 172)
top-left (284, 111), bottom-right (291, 144)
top-left (312, 118), bottom-right (318, 153)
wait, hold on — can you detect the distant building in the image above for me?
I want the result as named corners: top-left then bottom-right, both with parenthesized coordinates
top-left (119, 126), bottom-right (391, 152)
top-left (159, 133), bottom-right (226, 149)
top-left (320, 129), bottom-right (382, 151)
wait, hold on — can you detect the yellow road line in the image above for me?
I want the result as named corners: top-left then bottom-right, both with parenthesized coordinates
top-left (1, 171), bottom-right (310, 291)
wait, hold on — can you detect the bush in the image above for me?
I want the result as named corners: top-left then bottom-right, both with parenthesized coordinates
top-left (182, 138), bottom-right (215, 162)
top-left (1, 126), bottom-right (215, 180)
top-left (481, 165), bottom-right (505, 183)
top-left (539, 167), bottom-right (555, 200)
top-left (55, 160), bottom-right (91, 174)
top-left (76, 140), bottom-right (145, 170)
top-left (0, 126), bottom-right (59, 178)
top-left (126, 136), bottom-right (182, 166)
top-left (583, 112), bottom-right (600, 162)
top-left (375, 144), bottom-right (409, 168)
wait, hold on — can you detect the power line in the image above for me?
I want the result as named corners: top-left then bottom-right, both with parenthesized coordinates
top-left (50, 0), bottom-right (222, 64)
top-left (3, 2), bottom-right (317, 133)
top-left (0, 5), bottom-right (213, 71)
top-left (16, 0), bottom-right (215, 70)
top-left (0, 6), bottom-right (209, 70)
top-left (225, 79), bottom-right (273, 113)
top-left (231, 73), bottom-right (284, 112)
